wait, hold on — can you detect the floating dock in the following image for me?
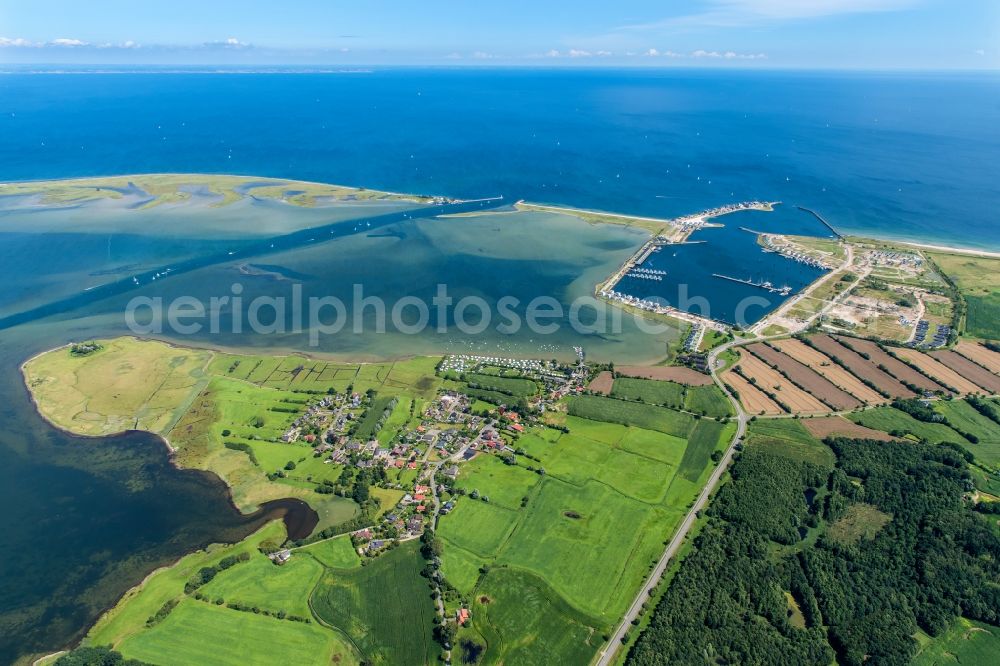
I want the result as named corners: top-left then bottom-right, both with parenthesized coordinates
top-left (712, 274), bottom-right (792, 296)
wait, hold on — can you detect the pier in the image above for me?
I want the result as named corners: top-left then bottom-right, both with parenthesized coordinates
top-left (712, 274), bottom-right (792, 296)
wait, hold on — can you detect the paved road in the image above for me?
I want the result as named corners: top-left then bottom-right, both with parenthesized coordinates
top-left (594, 341), bottom-right (748, 666)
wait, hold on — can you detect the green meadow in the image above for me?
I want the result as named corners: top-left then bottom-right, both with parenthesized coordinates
top-left (610, 377), bottom-right (733, 418)
top-left (473, 568), bottom-right (603, 666)
top-left (117, 599), bottom-right (351, 666)
top-left (848, 406), bottom-right (965, 445)
top-left (935, 399), bottom-right (1000, 467)
top-left (745, 419), bottom-right (836, 467)
top-left (311, 541), bottom-right (437, 666)
top-left (566, 394), bottom-right (696, 437)
top-left (913, 618), bottom-right (1000, 666)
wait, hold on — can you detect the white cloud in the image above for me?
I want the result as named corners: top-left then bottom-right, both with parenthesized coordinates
top-left (545, 49), bottom-right (561, 57)
top-left (50, 38), bottom-right (88, 47)
top-left (0, 37), bottom-right (37, 47)
top-left (472, 51), bottom-right (495, 59)
top-left (202, 37), bottom-right (251, 49)
top-left (596, 50), bottom-right (613, 57)
top-left (568, 49), bottom-right (592, 57)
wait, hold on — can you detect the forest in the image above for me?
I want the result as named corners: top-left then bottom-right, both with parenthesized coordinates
top-left (627, 436), bottom-right (1000, 665)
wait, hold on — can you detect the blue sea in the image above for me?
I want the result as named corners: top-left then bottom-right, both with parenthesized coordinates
top-left (1, 68), bottom-right (998, 249)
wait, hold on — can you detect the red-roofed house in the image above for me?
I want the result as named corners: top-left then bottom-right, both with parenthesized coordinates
top-left (457, 608), bottom-right (470, 625)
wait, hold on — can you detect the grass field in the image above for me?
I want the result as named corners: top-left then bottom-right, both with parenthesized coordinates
top-left (453, 454), bottom-right (542, 510)
top-left (495, 477), bottom-right (678, 621)
top-left (676, 420), bottom-right (730, 481)
top-left (848, 407), bottom-right (965, 445)
top-left (566, 395), bottom-right (696, 438)
top-left (935, 400), bottom-right (1000, 467)
top-left (118, 599), bottom-right (354, 666)
top-left (684, 385), bottom-right (735, 417)
top-left (913, 618), bottom-right (1000, 666)
top-left (22, 337), bottom-right (212, 436)
top-left (745, 419), bottom-right (836, 467)
top-left (827, 503), bottom-right (893, 546)
top-left (609, 377), bottom-right (732, 418)
top-left (298, 535), bottom-right (362, 569)
top-left (199, 552), bottom-right (324, 617)
top-left (474, 567), bottom-right (602, 666)
top-left (610, 377), bottom-right (685, 409)
top-left (465, 373), bottom-right (539, 397)
top-left (438, 499), bottom-right (522, 557)
top-left (311, 541), bottom-right (437, 666)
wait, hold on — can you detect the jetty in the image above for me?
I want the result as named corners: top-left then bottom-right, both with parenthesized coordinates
top-left (712, 274), bottom-right (792, 296)
top-left (798, 206), bottom-right (842, 239)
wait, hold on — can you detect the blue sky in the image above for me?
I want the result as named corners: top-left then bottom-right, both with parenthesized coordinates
top-left (0, 0), bottom-right (997, 69)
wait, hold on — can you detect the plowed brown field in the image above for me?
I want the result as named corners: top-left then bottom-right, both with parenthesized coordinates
top-left (747, 343), bottom-right (862, 411)
top-left (588, 371), bottom-right (614, 395)
top-left (929, 350), bottom-right (1000, 394)
top-left (723, 370), bottom-right (784, 415)
top-left (809, 335), bottom-right (915, 398)
top-left (771, 339), bottom-right (886, 405)
top-left (955, 341), bottom-right (1000, 375)
top-left (803, 416), bottom-right (897, 442)
top-left (617, 365), bottom-right (713, 386)
top-left (737, 352), bottom-right (828, 413)
top-left (837, 337), bottom-right (949, 393)
top-left (895, 349), bottom-right (983, 394)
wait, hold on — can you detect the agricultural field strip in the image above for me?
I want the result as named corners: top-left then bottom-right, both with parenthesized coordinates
top-left (929, 350), bottom-right (1000, 393)
top-left (955, 341), bottom-right (1000, 375)
top-left (771, 338), bottom-right (886, 404)
top-left (837, 337), bottom-right (948, 393)
top-left (737, 352), bottom-right (829, 413)
top-left (722, 370), bottom-right (784, 415)
top-left (770, 339), bottom-right (885, 404)
top-left (747, 343), bottom-right (861, 410)
top-left (809, 334), bottom-right (915, 398)
top-left (895, 349), bottom-right (985, 394)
